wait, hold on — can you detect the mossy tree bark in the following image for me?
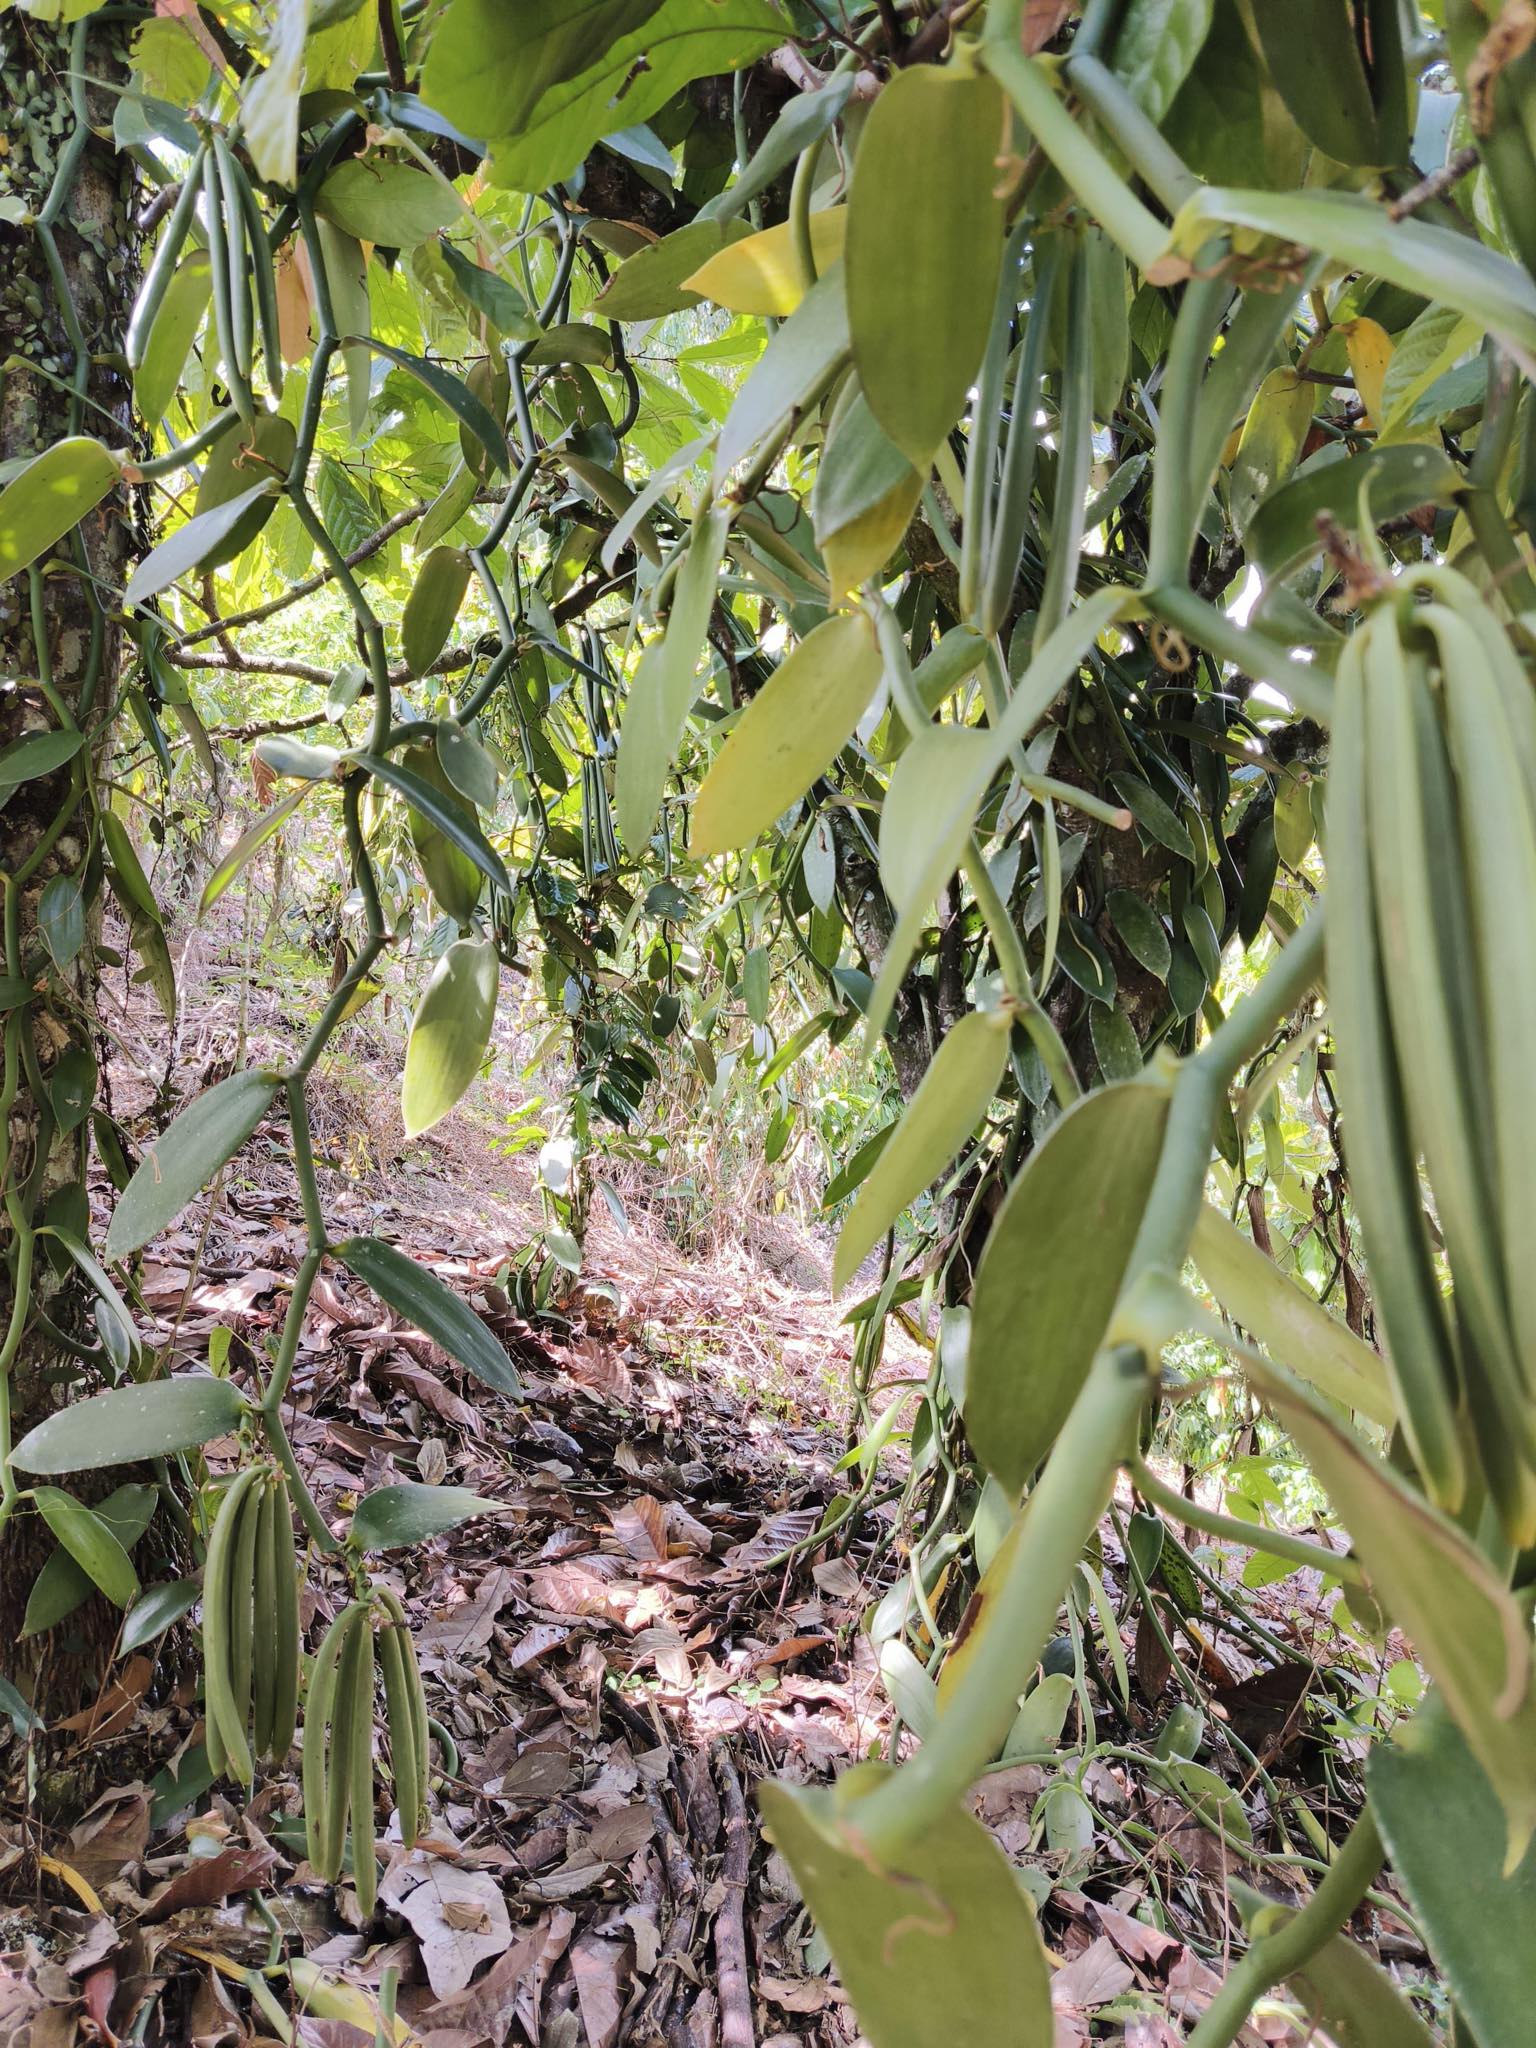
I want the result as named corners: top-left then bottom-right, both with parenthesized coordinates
top-left (0, 11), bottom-right (142, 1731)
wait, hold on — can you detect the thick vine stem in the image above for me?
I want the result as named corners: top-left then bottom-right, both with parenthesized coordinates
top-left (852, 1342), bottom-right (1152, 1859)
top-left (1183, 1808), bottom-right (1384, 2048)
top-left (1065, 54), bottom-right (1201, 214)
top-left (1124, 905), bottom-right (1326, 1290)
top-left (981, 10), bottom-right (1179, 279)
top-left (850, 907), bottom-right (1326, 1861)
top-left (1129, 1451), bottom-right (1365, 1587)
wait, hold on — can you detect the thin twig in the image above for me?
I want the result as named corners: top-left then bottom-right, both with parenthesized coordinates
top-left (1387, 145), bottom-right (1478, 220)
top-left (712, 1744), bottom-right (755, 2048)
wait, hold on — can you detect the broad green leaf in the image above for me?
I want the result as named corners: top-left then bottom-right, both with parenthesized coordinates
top-left (38, 872), bottom-right (85, 969)
top-left (1004, 1670), bottom-right (1074, 1757)
top-left (0, 727), bottom-right (84, 795)
top-left (125, 482), bottom-right (278, 608)
top-left (1247, 443), bottom-right (1461, 581)
top-left (100, 810), bottom-right (159, 923)
top-left (614, 505), bottom-right (731, 849)
top-left (596, 218), bottom-right (754, 321)
top-left (1104, 889), bottom-right (1170, 978)
top-left (713, 266), bottom-right (849, 487)
top-left (760, 1766), bottom-right (1053, 2048)
top-left (200, 785), bottom-right (311, 914)
top-left (192, 414), bottom-right (297, 567)
top-left (846, 63), bottom-right (1007, 467)
top-left (352, 1481), bottom-right (491, 1550)
top-left (436, 722), bottom-right (498, 810)
top-left (968, 1079), bottom-right (1170, 1492)
top-left (31, 1487), bottom-right (139, 1608)
top-left (701, 72), bottom-right (855, 224)
top-left (1273, 773), bottom-right (1314, 868)
top-left (1229, 368), bottom-right (1313, 535)
top-left (693, 611), bottom-right (883, 855)
top-left (1368, 1696), bottom-right (1536, 2047)
top-left (417, 460), bottom-right (480, 550)
top-left (879, 726), bottom-right (991, 915)
top-left (1168, 186), bottom-right (1536, 363)
top-left (436, 238), bottom-right (539, 339)
top-left (1161, 1757), bottom-right (1252, 1845)
top-left (23, 1481), bottom-right (157, 1637)
top-left (1248, 0), bottom-right (1389, 167)
top-left (867, 586), bottom-right (1132, 1048)
top-left (399, 740), bottom-right (486, 924)
top-left (743, 945), bottom-right (770, 1027)
top-left (402, 546), bottom-right (473, 677)
top-left (359, 339), bottom-right (509, 474)
top-left (132, 252), bottom-right (211, 423)
top-left (834, 1011), bottom-right (1011, 1293)
top-left (1376, 304), bottom-right (1479, 445)
top-left (48, 1046), bottom-right (96, 1133)
top-left (105, 1068), bottom-right (281, 1258)
top-left (357, 751), bottom-right (511, 896)
top-left (0, 1676), bottom-right (43, 1737)
top-left (331, 1235), bottom-right (521, 1396)
top-left (316, 220), bottom-right (372, 441)
top-left (684, 208), bottom-right (847, 317)
top-left (0, 437), bottom-right (121, 580)
top-left (1109, 0), bottom-right (1214, 122)
top-left (525, 321), bottom-right (614, 368)
top-left (1237, 1354), bottom-right (1536, 1866)
top-left (241, 0), bottom-right (310, 185)
top-left (316, 159), bottom-right (459, 247)
top-left (1190, 1205), bottom-right (1394, 1424)
top-left (12, 1376), bottom-right (250, 1475)
top-left (402, 936), bottom-right (499, 1137)
top-left (423, 0), bottom-right (663, 141)
top-left (879, 1639), bottom-right (938, 1739)
top-left (1057, 916), bottom-right (1117, 1002)
top-left (1089, 1001), bottom-right (1142, 1081)
top-left (121, 1576), bottom-right (202, 1654)
top-left (472, 0), bottom-right (785, 192)
top-left (1109, 773), bottom-right (1196, 862)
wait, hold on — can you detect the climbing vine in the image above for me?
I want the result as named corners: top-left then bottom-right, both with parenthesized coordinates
top-left (2, 0), bottom-right (1536, 2041)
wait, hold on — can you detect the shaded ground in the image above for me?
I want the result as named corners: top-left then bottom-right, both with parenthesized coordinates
top-left (0, 889), bottom-right (1442, 2045)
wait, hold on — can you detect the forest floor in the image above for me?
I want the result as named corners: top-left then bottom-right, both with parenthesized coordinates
top-left (0, 881), bottom-right (1438, 2046)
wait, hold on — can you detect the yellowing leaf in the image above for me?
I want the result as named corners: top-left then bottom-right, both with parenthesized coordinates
top-left (833, 1010), bottom-right (1011, 1293)
top-left (824, 468), bottom-right (924, 596)
top-left (693, 610), bottom-right (883, 855)
top-left (1229, 368), bottom-right (1313, 534)
top-left (1338, 315), bottom-right (1393, 432)
top-left (683, 207), bottom-right (848, 316)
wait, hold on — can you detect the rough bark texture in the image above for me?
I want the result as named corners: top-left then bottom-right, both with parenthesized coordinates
top-left (0, 13), bottom-right (140, 1731)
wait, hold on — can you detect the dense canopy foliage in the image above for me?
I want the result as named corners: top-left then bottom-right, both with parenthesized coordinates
top-left (4, 0), bottom-right (1536, 2041)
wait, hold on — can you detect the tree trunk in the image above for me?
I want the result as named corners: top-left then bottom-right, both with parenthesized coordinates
top-left (1, 11), bottom-right (140, 1735)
